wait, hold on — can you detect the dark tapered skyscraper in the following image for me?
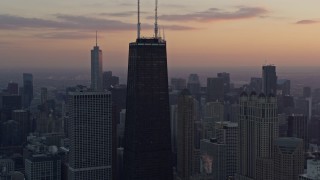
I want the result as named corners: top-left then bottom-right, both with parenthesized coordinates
top-left (22, 73), bottom-right (33, 108)
top-left (124, 1), bottom-right (172, 179)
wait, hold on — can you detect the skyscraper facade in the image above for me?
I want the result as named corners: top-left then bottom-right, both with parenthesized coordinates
top-left (274, 137), bottom-right (304, 180)
top-left (123, 37), bottom-right (173, 180)
top-left (23, 73), bottom-right (33, 108)
top-left (217, 72), bottom-right (230, 93)
top-left (91, 40), bottom-right (103, 91)
top-left (67, 91), bottom-right (112, 180)
top-left (262, 65), bottom-right (277, 95)
top-left (176, 90), bottom-right (198, 180)
top-left (287, 114), bottom-right (309, 150)
top-left (187, 74), bottom-right (201, 96)
top-left (237, 92), bottom-right (278, 180)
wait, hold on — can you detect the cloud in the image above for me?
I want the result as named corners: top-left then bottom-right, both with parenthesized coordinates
top-left (0, 14), bottom-right (194, 32)
top-left (99, 11), bottom-right (149, 17)
top-left (34, 32), bottom-right (94, 39)
top-left (149, 6), bottom-right (268, 22)
top-left (296, 19), bottom-right (319, 25)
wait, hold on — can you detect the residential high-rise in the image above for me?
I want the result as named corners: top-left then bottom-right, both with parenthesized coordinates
top-left (237, 92), bottom-right (278, 180)
top-left (91, 34), bottom-right (103, 91)
top-left (203, 102), bottom-right (224, 139)
top-left (176, 90), bottom-right (198, 180)
top-left (67, 91), bottom-right (112, 180)
top-left (215, 121), bottom-right (238, 179)
top-left (287, 114), bottom-right (309, 150)
top-left (206, 77), bottom-right (224, 102)
top-left (274, 137), bottom-right (304, 180)
top-left (22, 73), bottom-right (33, 108)
top-left (123, 22), bottom-right (172, 180)
top-left (262, 65), bottom-right (277, 95)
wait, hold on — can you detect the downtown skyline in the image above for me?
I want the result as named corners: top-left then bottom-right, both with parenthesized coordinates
top-left (1, 0), bottom-right (320, 69)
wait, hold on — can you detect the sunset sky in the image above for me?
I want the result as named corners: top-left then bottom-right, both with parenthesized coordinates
top-left (1, 0), bottom-right (320, 70)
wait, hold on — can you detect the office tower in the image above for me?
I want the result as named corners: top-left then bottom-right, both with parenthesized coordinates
top-left (287, 114), bottom-right (309, 150)
top-left (67, 91), bottom-right (112, 180)
top-left (203, 101), bottom-right (224, 139)
top-left (123, 1), bottom-right (172, 179)
top-left (237, 92), bottom-right (278, 180)
top-left (12, 110), bottom-right (31, 143)
top-left (117, 109), bottom-right (126, 147)
top-left (24, 136), bottom-right (62, 180)
top-left (303, 87), bottom-right (312, 98)
top-left (215, 121), bottom-right (238, 179)
top-left (274, 137), bottom-right (304, 180)
top-left (299, 159), bottom-right (320, 180)
top-left (200, 138), bottom-right (226, 180)
top-left (277, 79), bottom-right (291, 95)
top-left (7, 82), bottom-right (19, 95)
top-left (206, 77), bottom-right (224, 102)
top-left (176, 90), bottom-right (198, 180)
top-left (91, 34), bottom-right (103, 91)
top-left (22, 73), bottom-right (33, 108)
top-left (171, 78), bottom-right (187, 92)
top-left (262, 65), bottom-right (277, 95)
top-left (0, 158), bottom-right (15, 172)
top-left (217, 72), bottom-right (230, 93)
top-left (103, 71), bottom-right (120, 90)
top-left (187, 74), bottom-right (201, 95)
top-left (250, 77), bottom-right (262, 94)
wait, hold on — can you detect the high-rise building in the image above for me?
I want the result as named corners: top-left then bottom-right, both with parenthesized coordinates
top-left (217, 72), bottom-right (230, 93)
top-left (41, 87), bottom-right (48, 105)
top-left (277, 79), bottom-right (291, 95)
top-left (206, 77), bottom-right (224, 102)
top-left (12, 110), bottom-right (31, 143)
top-left (91, 35), bottom-right (103, 91)
top-left (0, 94), bottom-right (22, 121)
top-left (287, 114), bottom-right (309, 150)
top-left (187, 74), bottom-right (201, 96)
top-left (176, 90), bottom-right (198, 180)
top-left (103, 71), bottom-right (120, 90)
top-left (303, 87), bottom-right (312, 98)
top-left (22, 73), bottom-right (33, 108)
top-left (274, 137), bottom-right (304, 180)
top-left (262, 65), bottom-right (277, 95)
top-left (67, 91), bottom-right (112, 180)
top-left (123, 1), bottom-right (172, 179)
top-left (7, 82), bottom-right (19, 95)
top-left (250, 77), bottom-right (262, 94)
top-left (203, 101), bottom-right (224, 139)
top-left (215, 121), bottom-right (238, 179)
top-left (200, 138), bottom-right (226, 180)
top-left (237, 92), bottom-right (278, 180)
top-left (171, 78), bottom-right (187, 91)
top-left (299, 159), bottom-right (320, 180)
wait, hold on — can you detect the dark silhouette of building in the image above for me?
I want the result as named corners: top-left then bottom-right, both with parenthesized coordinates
top-left (207, 77), bottom-right (224, 102)
top-left (187, 74), bottom-right (201, 96)
top-left (91, 36), bottom-right (103, 91)
top-left (103, 71), bottom-right (120, 90)
top-left (0, 94), bottom-right (22, 121)
top-left (277, 79), bottom-right (291, 95)
top-left (22, 73), bottom-right (33, 108)
top-left (287, 114), bottom-right (309, 150)
top-left (262, 65), bottom-right (277, 95)
top-left (6, 82), bottom-right (19, 95)
top-left (124, 37), bottom-right (172, 180)
top-left (303, 87), bottom-right (312, 98)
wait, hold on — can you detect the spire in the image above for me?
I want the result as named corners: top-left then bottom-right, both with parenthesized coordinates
top-left (163, 27), bottom-right (166, 40)
top-left (137, 0), bottom-right (141, 39)
top-left (96, 31), bottom-right (98, 46)
top-left (154, 0), bottom-right (159, 39)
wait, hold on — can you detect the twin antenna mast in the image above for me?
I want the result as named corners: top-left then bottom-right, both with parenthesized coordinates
top-left (137, 0), bottom-right (160, 39)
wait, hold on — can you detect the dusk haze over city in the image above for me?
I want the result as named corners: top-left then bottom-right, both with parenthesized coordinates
top-left (1, 1), bottom-right (320, 180)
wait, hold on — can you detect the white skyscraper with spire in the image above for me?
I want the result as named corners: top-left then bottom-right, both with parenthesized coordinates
top-left (91, 32), bottom-right (103, 91)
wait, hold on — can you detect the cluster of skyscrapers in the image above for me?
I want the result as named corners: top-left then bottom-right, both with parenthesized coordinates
top-left (2, 1), bottom-right (320, 180)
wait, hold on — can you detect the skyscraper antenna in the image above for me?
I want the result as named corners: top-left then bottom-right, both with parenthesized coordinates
top-left (154, 0), bottom-right (159, 39)
top-left (163, 27), bottom-right (165, 40)
top-left (96, 31), bottom-right (98, 46)
top-left (137, 0), bottom-right (141, 39)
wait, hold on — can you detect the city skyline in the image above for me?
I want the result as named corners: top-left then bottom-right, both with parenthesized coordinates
top-left (1, 0), bottom-right (320, 69)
